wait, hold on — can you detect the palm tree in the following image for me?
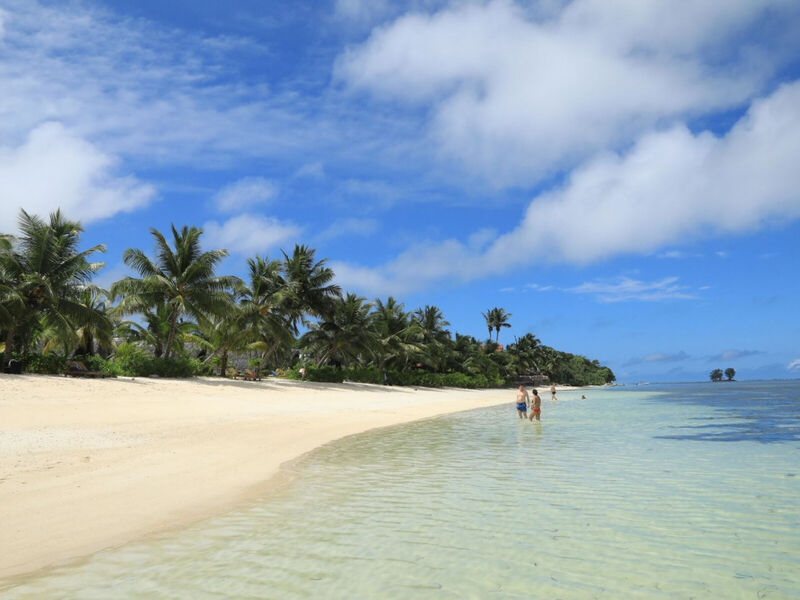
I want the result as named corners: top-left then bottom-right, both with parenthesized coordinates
top-left (507, 333), bottom-right (541, 376)
top-left (1, 234), bottom-right (24, 348)
top-left (534, 345), bottom-right (560, 382)
top-left (412, 305), bottom-right (451, 370)
top-left (413, 305), bottom-right (450, 342)
top-left (281, 244), bottom-right (341, 326)
top-left (188, 310), bottom-right (248, 376)
top-left (236, 255), bottom-right (294, 373)
top-left (114, 302), bottom-right (196, 358)
top-left (481, 309), bottom-right (495, 340)
top-left (72, 286), bottom-right (113, 356)
top-left (372, 297), bottom-right (423, 372)
top-left (481, 307), bottom-right (513, 343)
top-left (1, 210), bottom-right (110, 367)
top-left (301, 293), bottom-right (375, 367)
top-left (491, 307), bottom-right (512, 342)
top-left (111, 225), bottom-right (238, 360)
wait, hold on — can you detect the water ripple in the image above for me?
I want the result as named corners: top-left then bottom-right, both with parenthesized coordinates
top-left (2, 383), bottom-right (799, 598)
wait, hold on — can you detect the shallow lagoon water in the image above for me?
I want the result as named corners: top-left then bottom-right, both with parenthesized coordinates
top-left (3, 381), bottom-right (799, 598)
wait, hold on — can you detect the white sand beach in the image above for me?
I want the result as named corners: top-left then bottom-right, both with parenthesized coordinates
top-left (0, 375), bottom-right (545, 579)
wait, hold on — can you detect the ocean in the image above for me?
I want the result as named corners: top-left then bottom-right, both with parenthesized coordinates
top-left (3, 381), bottom-right (799, 598)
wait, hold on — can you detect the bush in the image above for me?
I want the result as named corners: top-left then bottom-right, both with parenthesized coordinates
top-left (20, 353), bottom-right (67, 374)
top-left (110, 343), bottom-right (151, 376)
top-left (344, 366), bottom-right (384, 385)
top-left (109, 343), bottom-right (210, 377)
top-left (284, 365), bottom-right (504, 389)
top-left (74, 354), bottom-right (118, 375)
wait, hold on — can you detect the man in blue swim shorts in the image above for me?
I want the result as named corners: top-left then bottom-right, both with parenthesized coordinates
top-left (515, 385), bottom-right (529, 419)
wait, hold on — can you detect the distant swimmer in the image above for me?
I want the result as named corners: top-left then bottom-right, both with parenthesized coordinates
top-left (550, 385), bottom-right (557, 401)
top-left (515, 385), bottom-right (529, 419)
top-left (581, 394), bottom-right (586, 400)
top-left (529, 388), bottom-right (541, 422)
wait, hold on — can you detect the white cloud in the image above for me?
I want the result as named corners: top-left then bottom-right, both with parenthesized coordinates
top-left (525, 283), bottom-right (553, 291)
top-left (788, 359), bottom-right (800, 372)
top-left (709, 349), bottom-right (762, 362)
top-left (333, 0), bottom-right (447, 26)
top-left (625, 351), bottom-right (690, 366)
top-left (293, 161), bottom-right (326, 180)
top-left (0, 122), bottom-right (154, 231)
top-left (658, 250), bottom-right (701, 259)
top-left (333, 81), bottom-right (800, 295)
top-left (566, 277), bottom-right (694, 303)
top-left (334, 0), bottom-right (392, 23)
top-left (213, 177), bottom-right (277, 213)
top-left (337, 0), bottom-right (799, 186)
top-left (316, 217), bottom-right (379, 242)
top-left (0, 1), bottom-right (377, 170)
top-left (203, 214), bottom-right (301, 255)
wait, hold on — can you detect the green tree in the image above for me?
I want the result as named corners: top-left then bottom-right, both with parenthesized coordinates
top-left (114, 302), bottom-right (194, 358)
top-left (0, 234), bottom-right (24, 346)
top-left (281, 244), bottom-right (341, 326)
top-left (301, 293), bottom-right (375, 368)
top-left (492, 307), bottom-right (512, 343)
top-left (111, 225), bottom-right (238, 360)
top-left (72, 286), bottom-right (114, 356)
top-left (1, 210), bottom-right (110, 368)
top-left (189, 311), bottom-right (248, 376)
top-left (481, 309), bottom-right (495, 340)
top-left (710, 368), bottom-right (724, 382)
top-left (372, 297), bottom-right (422, 372)
top-left (412, 305), bottom-right (451, 370)
top-left (481, 307), bottom-right (512, 343)
top-left (238, 255), bottom-right (294, 371)
top-left (506, 333), bottom-right (541, 376)
top-left (724, 367), bottom-right (736, 381)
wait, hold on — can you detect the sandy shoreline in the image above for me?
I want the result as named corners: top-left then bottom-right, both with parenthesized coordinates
top-left (0, 375), bottom-right (558, 580)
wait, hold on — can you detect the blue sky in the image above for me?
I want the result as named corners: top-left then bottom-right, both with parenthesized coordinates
top-left (1, 0), bottom-right (799, 382)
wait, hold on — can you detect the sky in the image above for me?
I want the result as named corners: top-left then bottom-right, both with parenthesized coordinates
top-left (1, 0), bottom-right (799, 382)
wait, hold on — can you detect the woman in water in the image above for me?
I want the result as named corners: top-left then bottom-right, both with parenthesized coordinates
top-left (515, 385), bottom-right (529, 419)
top-left (550, 384), bottom-right (557, 401)
top-left (529, 388), bottom-right (541, 421)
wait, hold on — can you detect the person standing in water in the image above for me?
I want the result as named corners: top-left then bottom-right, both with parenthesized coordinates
top-left (550, 384), bottom-right (557, 401)
top-left (515, 385), bottom-right (529, 419)
top-left (529, 388), bottom-right (542, 421)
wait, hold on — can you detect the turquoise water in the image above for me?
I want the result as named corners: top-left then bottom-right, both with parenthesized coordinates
top-left (3, 382), bottom-right (799, 598)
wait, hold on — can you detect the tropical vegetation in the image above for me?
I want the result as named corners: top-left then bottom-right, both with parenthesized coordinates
top-left (1, 210), bottom-right (615, 387)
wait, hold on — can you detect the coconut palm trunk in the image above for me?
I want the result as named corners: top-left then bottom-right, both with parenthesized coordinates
top-left (164, 307), bottom-right (179, 360)
top-left (3, 324), bottom-right (15, 369)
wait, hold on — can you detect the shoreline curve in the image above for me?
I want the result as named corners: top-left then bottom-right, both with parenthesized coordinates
top-left (1, 375), bottom-right (560, 581)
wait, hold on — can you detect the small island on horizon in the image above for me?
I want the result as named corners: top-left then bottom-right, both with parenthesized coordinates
top-left (710, 368), bottom-right (737, 382)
